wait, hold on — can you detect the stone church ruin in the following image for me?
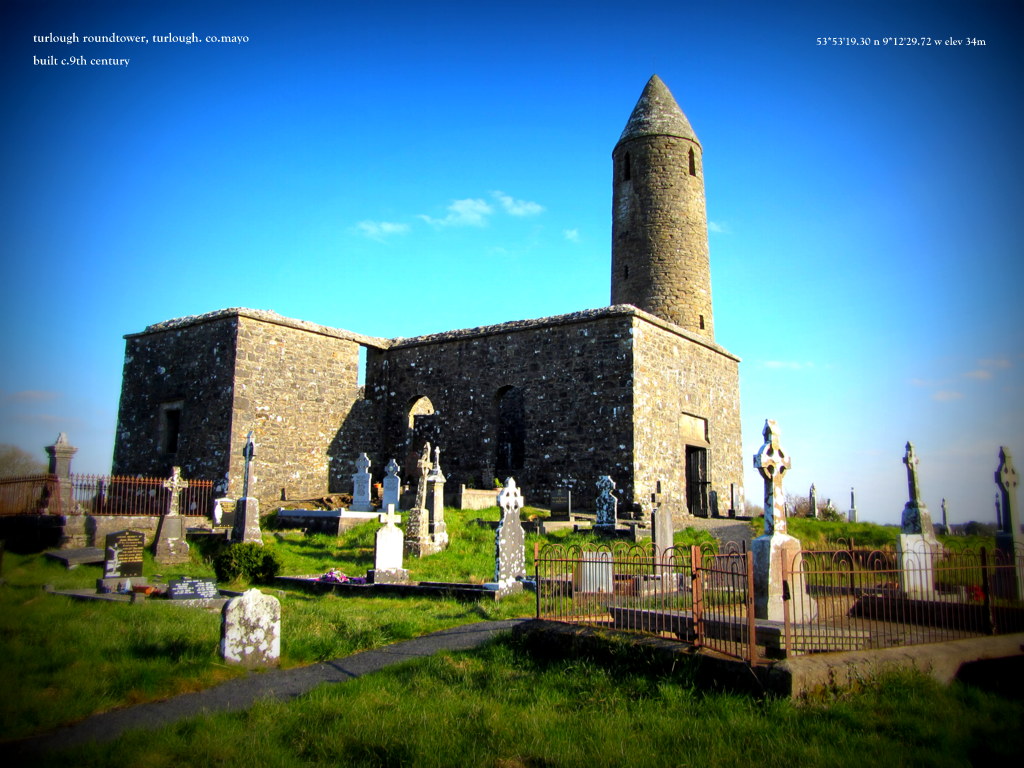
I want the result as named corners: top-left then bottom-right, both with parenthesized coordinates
top-left (111, 75), bottom-right (744, 525)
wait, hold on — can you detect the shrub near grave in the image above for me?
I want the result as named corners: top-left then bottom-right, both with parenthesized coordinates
top-left (213, 542), bottom-right (282, 585)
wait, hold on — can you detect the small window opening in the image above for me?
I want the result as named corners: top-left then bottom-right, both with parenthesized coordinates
top-left (623, 152), bottom-right (631, 181)
top-left (688, 148), bottom-right (696, 176)
top-left (623, 265), bottom-right (629, 280)
top-left (159, 401), bottom-right (184, 455)
top-left (699, 314), bottom-right (705, 330)
top-left (357, 345), bottom-right (367, 387)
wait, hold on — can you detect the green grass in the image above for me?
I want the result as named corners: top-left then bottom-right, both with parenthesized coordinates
top-left (4, 508), bottom-right (1021, 762)
top-left (26, 633), bottom-right (1024, 768)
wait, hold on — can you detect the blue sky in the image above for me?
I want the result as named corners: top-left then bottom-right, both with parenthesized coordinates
top-left (2, 0), bottom-right (1022, 526)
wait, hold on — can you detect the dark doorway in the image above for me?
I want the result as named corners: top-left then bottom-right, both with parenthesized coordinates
top-left (685, 445), bottom-right (709, 517)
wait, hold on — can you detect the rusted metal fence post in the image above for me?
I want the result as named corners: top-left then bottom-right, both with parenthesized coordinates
top-left (745, 549), bottom-right (756, 663)
top-left (534, 541), bottom-right (541, 619)
top-left (691, 545), bottom-right (704, 648)
top-left (981, 547), bottom-right (996, 635)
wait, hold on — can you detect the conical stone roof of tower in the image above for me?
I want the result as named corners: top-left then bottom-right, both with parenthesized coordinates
top-left (617, 74), bottom-right (699, 146)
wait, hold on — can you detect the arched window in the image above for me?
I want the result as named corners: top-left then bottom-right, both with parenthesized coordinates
top-left (688, 148), bottom-right (696, 176)
top-left (623, 152), bottom-right (631, 181)
top-left (495, 386), bottom-right (526, 478)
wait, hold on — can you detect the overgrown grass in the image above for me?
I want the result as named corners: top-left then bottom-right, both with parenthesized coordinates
top-left (30, 633), bottom-right (1024, 767)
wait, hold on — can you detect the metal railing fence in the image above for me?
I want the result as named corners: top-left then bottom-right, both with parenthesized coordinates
top-left (0, 473), bottom-right (214, 518)
top-left (783, 543), bottom-right (1024, 655)
top-left (534, 542), bottom-right (758, 663)
top-left (0, 474), bottom-right (60, 516)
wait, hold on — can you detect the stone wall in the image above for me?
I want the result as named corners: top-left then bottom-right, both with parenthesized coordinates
top-left (366, 308), bottom-right (637, 509)
top-left (632, 314), bottom-right (742, 524)
top-left (228, 314), bottom-right (376, 503)
top-left (112, 314), bottom-right (238, 486)
top-left (113, 309), bottom-right (387, 506)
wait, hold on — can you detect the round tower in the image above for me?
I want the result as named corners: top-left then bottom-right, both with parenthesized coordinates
top-left (611, 75), bottom-right (713, 339)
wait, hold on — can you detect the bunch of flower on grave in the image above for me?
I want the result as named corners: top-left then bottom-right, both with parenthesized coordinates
top-left (318, 568), bottom-right (366, 585)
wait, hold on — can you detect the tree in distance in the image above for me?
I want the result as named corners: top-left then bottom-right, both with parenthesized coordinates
top-left (0, 444), bottom-right (46, 478)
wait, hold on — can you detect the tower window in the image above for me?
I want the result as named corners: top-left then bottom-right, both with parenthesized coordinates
top-left (623, 265), bottom-right (629, 280)
top-left (688, 148), bottom-right (696, 176)
top-left (159, 400), bottom-right (184, 455)
top-left (623, 152), bottom-right (631, 181)
top-left (699, 314), bottom-right (705, 330)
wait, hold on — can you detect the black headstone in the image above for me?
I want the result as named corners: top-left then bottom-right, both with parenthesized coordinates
top-left (167, 577), bottom-right (220, 600)
top-left (104, 530), bottom-right (145, 578)
top-left (550, 489), bottom-right (572, 516)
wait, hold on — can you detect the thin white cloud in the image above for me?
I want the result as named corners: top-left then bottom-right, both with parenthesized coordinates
top-left (763, 361), bottom-right (815, 370)
top-left (978, 357), bottom-right (1012, 370)
top-left (563, 229), bottom-right (580, 242)
top-left (356, 221), bottom-right (410, 241)
top-left (492, 191), bottom-right (544, 216)
top-left (3, 390), bottom-right (61, 403)
top-left (964, 369), bottom-right (993, 380)
top-left (932, 390), bottom-right (964, 402)
top-left (708, 221), bottom-right (727, 234)
top-left (419, 198), bottom-right (493, 227)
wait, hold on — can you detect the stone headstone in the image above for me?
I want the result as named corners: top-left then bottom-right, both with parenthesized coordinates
top-left (168, 577), bottom-right (220, 600)
top-left (575, 551), bottom-right (613, 593)
top-left (994, 447), bottom-right (1023, 598)
top-left (406, 443), bottom-right (441, 557)
top-left (900, 442), bottom-right (936, 536)
top-left (494, 478), bottom-right (526, 592)
top-left (382, 458), bottom-right (401, 511)
top-left (104, 530), bottom-right (144, 579)
top-left (808, 483), bottom-right (818, 519)
top-left (728, 482), bottom-right (743, 518)
top-left (427, 446), bottom-right (448, 550)
top-left (652, 504), bottom-right (673, 564)
top-left (350, 453), bottom-right (374, 512)
top-left (595, 476), bottom-right (617, 529)
top-left (751, 420), bottom-right (815, 622)
top-left (896, 442), bottom-right (938, 596)
top-left (220, 588), bottom-right (280, 667)
top-left (154, 467), bottom-right (191, 565)
top-left (233, 496), bottom-right (263, 544)
top-left (369, 505), bottom-right (409, 583)
top-left (848, 486), bottom-right (858, 523)
top-left (241, 431), bottom-right (256, 499)
top-left (709, 489), bottom-right (720, 518)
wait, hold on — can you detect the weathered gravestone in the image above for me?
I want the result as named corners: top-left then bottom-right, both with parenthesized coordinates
top-left (427, 446), bottom-right (449, 550)
top-left (651, 481), bottom-right (674, 569)
top-left (494, 477), bottom-right (526, 593)
top-left (168, 576), bottom-right (220, 600)
top-left (595, 476), bottom-right (618, 529)
top-left (994, 446), bottom-right (1023, 598)
top-left (752, 420), bottom-right (815, 622)
top-left (233, 431), bottom-right (263, 544)
top-left (350, 452), bottom-right (374, 512)
top-left (808, 483), bottom-right (818, 519)
top-left (220, 588), bottom-right (281, 667)
top-left (895, 442), bottom-right (938, 596)
top-left (154, 467), bottom-right (191, 565)
top-left (406, 443), bottom-right (437, 557)
top-left (848, 486), bottom-right (858, 523)
top-left (369, 505), bottom-right (409, 584)
top-left (382, 458), bottom-right (402, 511)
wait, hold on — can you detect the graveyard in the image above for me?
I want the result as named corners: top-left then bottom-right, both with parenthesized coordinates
top-left (2, 481), bottom-right (1023, 766)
